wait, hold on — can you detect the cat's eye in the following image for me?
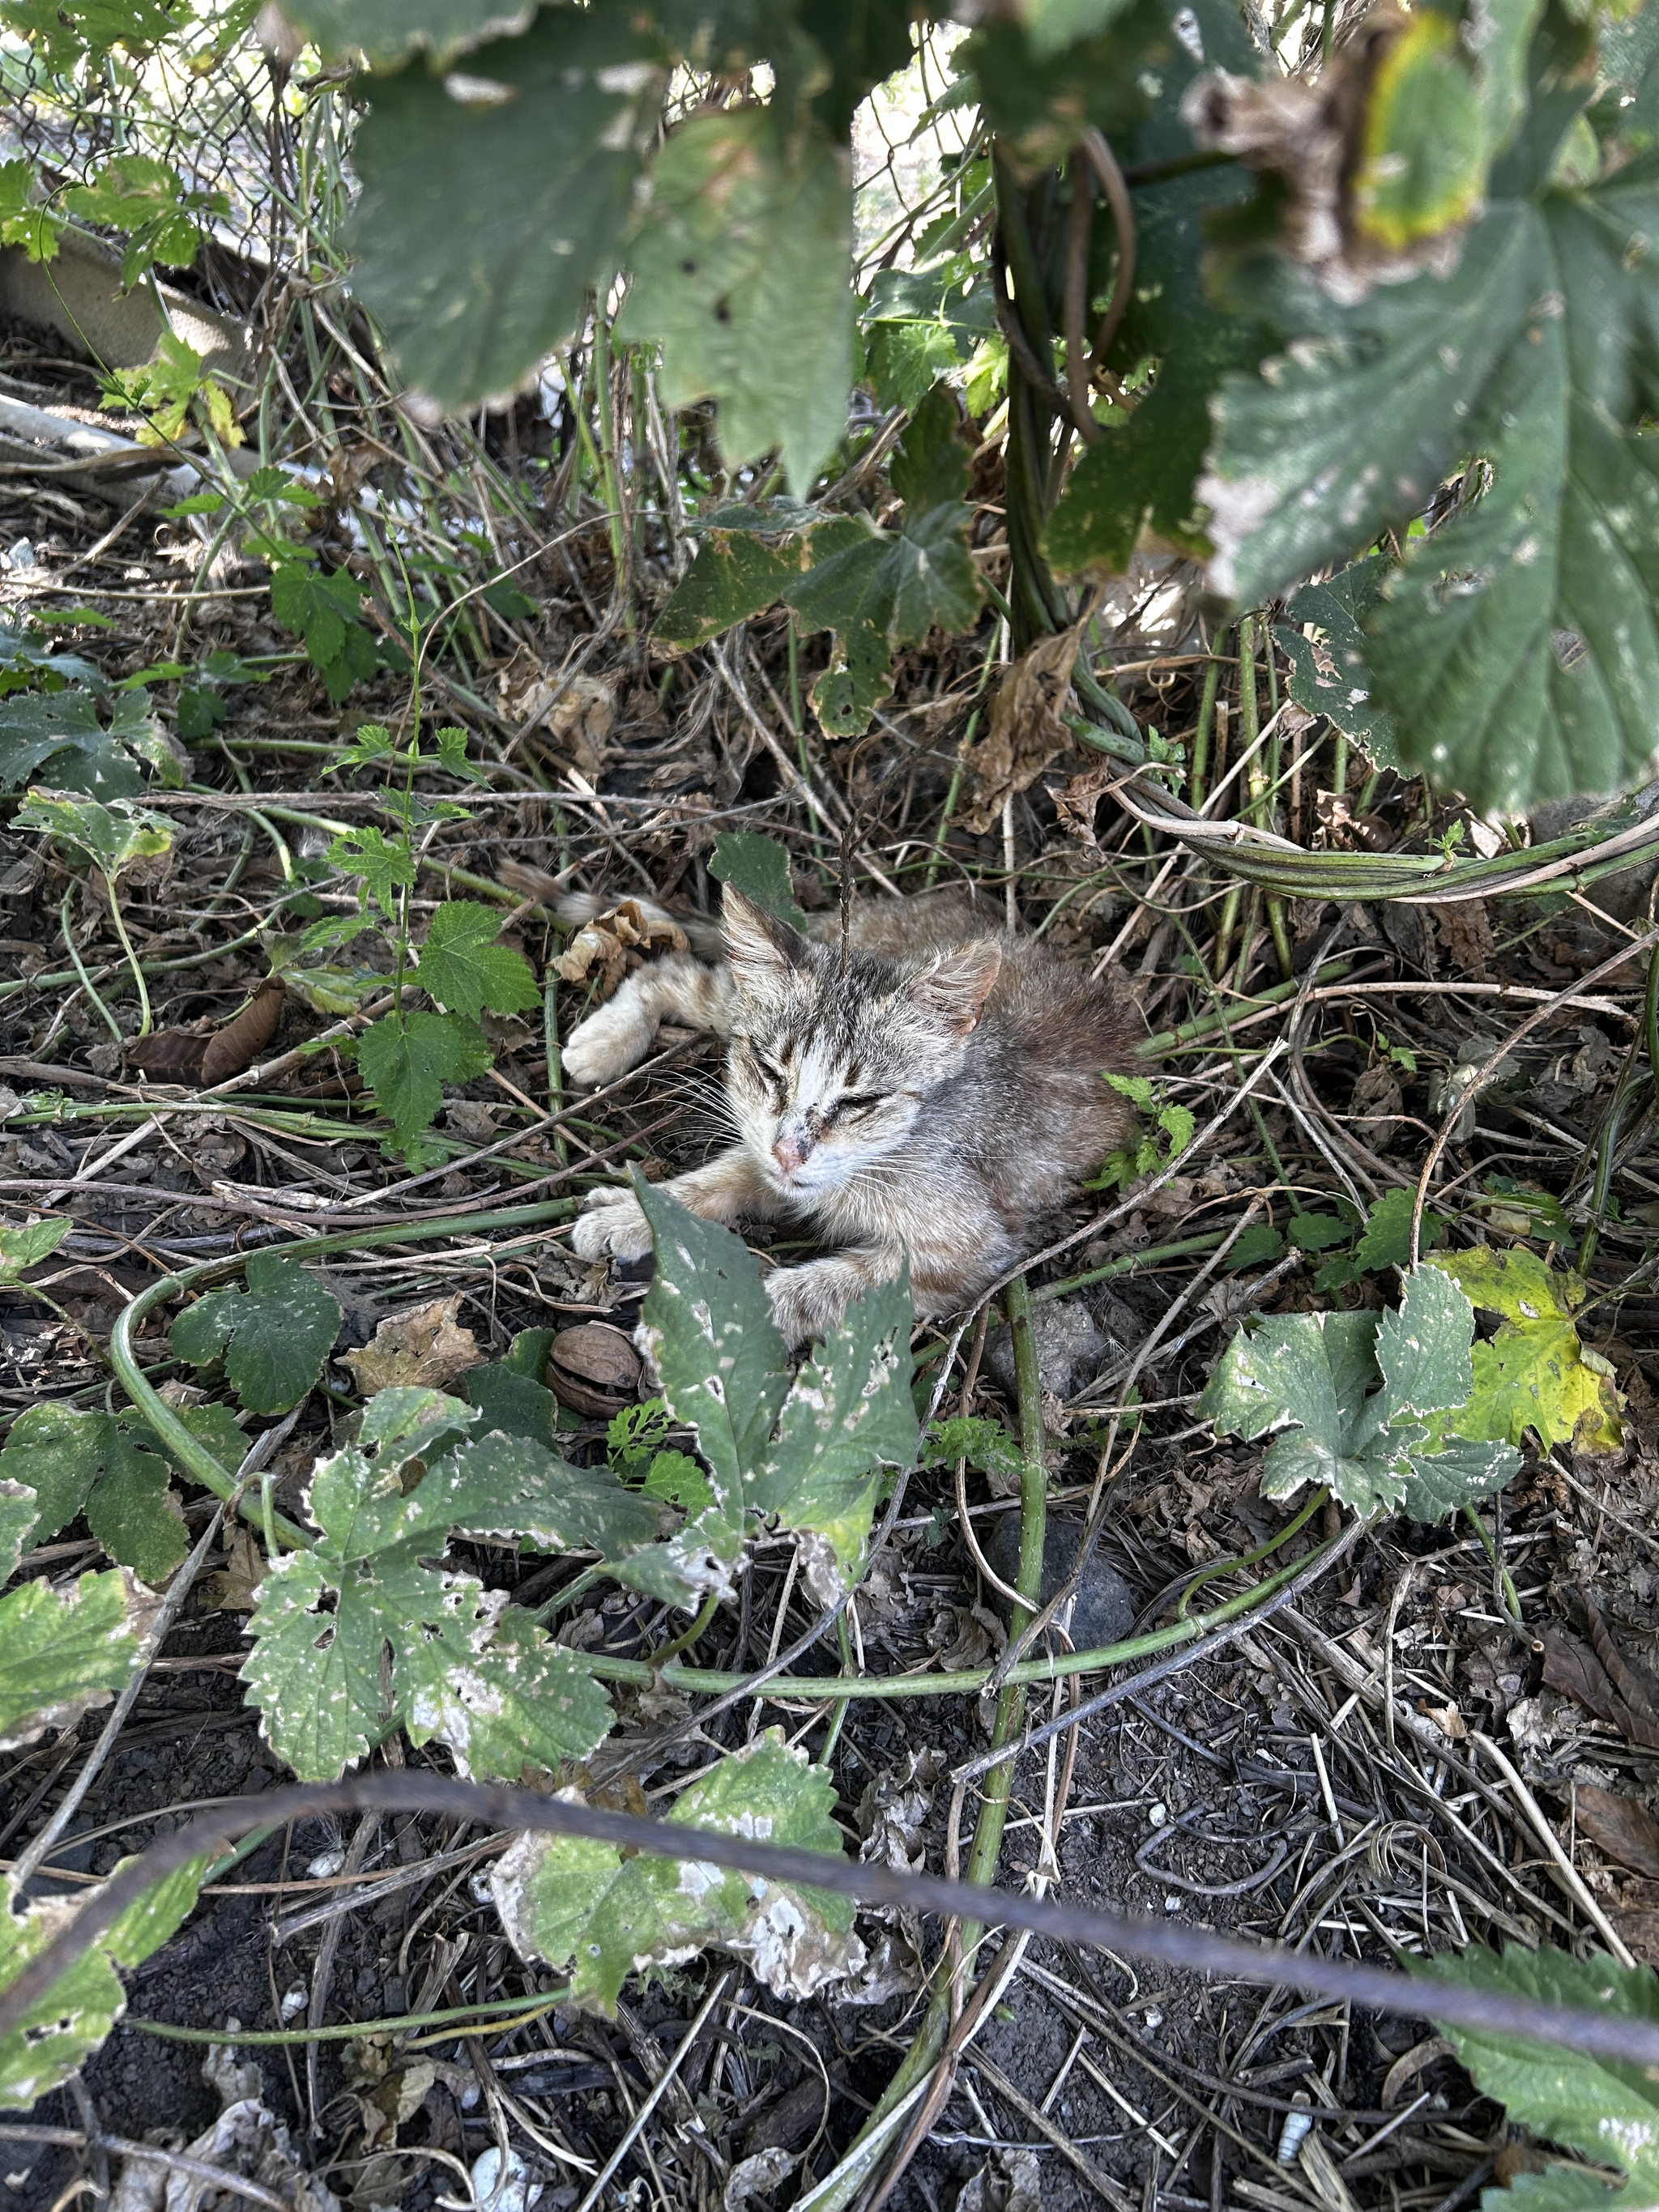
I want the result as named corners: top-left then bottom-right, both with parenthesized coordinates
top-left (836, 1092), bottom-right (887, 1115)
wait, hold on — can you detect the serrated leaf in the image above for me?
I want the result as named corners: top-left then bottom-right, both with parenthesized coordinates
top-left (0, 1856), bottom-right (203, 2111)
top-left (0, 1568), bottom-right (151, 1754)
top-left (0, 1213), bottom-right (69, 1284)
top-left (1397, 1430), bottom-right (1520, 1523)
top-left (1375, 1265), bottom-right (1478, 1421)
top-left (1418, 1942), bottom-right (1659, 2192)
top-left (890, 386), bottom-right (971, 514)
top-left (349, 11), bottom-right (659, 412)
top-left (617, 107), bottom-right (852, 494)
top-left (357, 1010), bottom-right (493, 1145)
top-left (1205, 69), bottom-right (1659, 809)
top-left (490, 1731), bottom-right (864, 2010)
top-left (244, 1404), bottom-right (646, 1779)
top-left (706, 832), bottom-right (807, 931)
top-left (1425, 1247), bottom-right (1623, 1451)
top-left (750, 1272), bottom-right (917, 1592)
top-left (923, 1414), bottom-right (1025, 1486)
top-left (1276, 560), bottom-right (1401, 774)
top-left (0, 1406), bottom-right (184, 1582)
top-left (169, 1251), bottom-right (342, 1416)
top-left (416, 899), bottom-right (539, 1022)
top-left (1200, 1308), bottom-right (1401, 1512)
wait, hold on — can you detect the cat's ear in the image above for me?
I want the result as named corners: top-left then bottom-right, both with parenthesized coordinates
top-left (907, 940), bottom-right (1002, 1037)
top-left (721, 884), bottom-right (809, 992)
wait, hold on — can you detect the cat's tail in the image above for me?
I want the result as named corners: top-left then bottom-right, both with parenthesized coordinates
top-left (497, 859), bottom-right (727, 957)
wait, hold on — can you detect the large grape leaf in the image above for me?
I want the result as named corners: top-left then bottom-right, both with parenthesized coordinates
top-left (615, 1179), bottom-right (915, 1601)
top-left (242, 1392), bottom-right (647, 1779)
top-left (357, 1009), bottom-right (493, 1147)
top-left (348, 10), bottom-right (662, 410)
top-left (0, 688), bottom-right (174, 798)
top-left (1203, 16), bottom-right (1659, 810)
top-left (170, 1251), bottom-right (342, 1416)
top-left (1419, 1942), bottom-right (1659, 2202)
top-left (490, 1732), bottom-right (864, 2010)
top-left (616, 107), bottom-right (853, 495)
top-left (274, 0), bottom-right (536, 68)
top-left (1424, 1247), bottom-right (1623, 1451)
top-left (1201, 1268), bottom-right (1518, 1517)
top-left (0, 1566), bottom-right (154, 1754)
top-left (0, 1857), bottom-right (204, 2111)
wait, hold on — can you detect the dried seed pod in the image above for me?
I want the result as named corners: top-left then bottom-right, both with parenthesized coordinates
top-left (547, 1321), bottom-right (641, 1417)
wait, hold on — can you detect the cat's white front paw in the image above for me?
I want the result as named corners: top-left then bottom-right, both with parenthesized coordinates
top-left (765, 1264), bottom-right (843, 1349)
top-left (563, 999), bottom-right (653, 1089)
top-left (571, 1186), bottom-right (654, 1263)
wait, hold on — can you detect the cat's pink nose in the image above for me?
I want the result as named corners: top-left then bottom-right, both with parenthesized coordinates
top-left (773, 1133), bottom-right (808, 1179)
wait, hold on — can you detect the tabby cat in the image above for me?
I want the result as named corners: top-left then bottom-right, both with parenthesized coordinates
top-left (561, 885), bottom-right (1138, 1345)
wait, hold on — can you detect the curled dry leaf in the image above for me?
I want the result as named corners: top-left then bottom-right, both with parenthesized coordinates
top-left (548, 1321), bottom-right (641, 1417)
top-left (127, 975), bottom-right (284, 1089)
top-left (960, 625), bottom-right (1081, 835)
top-left (498, 658), bottom-right (616, 775)
top-left (1573, 1784), bottom-right (1659, 1881)
top-left (1540, 1611), bottom-right (1659, 1753)
top-left (339, 1294), bottom-right (481, 1396)
top-left (553, 898), bottom-right (688, 995)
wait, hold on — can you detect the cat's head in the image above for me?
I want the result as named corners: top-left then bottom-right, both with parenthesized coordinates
top-left (720, 886), bottom-right (1001, 1200)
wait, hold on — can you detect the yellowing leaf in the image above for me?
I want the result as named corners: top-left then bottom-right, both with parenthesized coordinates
top-left (1425, 1248), bottom-right (1623, 1453)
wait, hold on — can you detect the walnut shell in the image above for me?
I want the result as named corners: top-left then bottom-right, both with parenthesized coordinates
top-left (547, 1322), bottom-right (641, 1417)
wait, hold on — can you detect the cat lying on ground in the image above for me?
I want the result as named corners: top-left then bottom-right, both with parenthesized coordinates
top-left (557, 883), bottom-right (1139, 1346)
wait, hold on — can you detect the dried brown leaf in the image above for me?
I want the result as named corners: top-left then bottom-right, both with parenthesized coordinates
top-left (128, 977), bottom-right (284, 1089)
top-left (339, 1294), bottom-right (480, 1396)
top-left (961, 627), bottom-right (1082, 835)
top-left (1540, 1619), bottom-right (1659, 1750)
top-left (553, 898), bottom-right (688, 993)
top-left (1574, 1783), bottom-right (1659, 1878)
top-left (1434, 901), bottom-right (1495, 982)
top-left (1586, 1597), bottom-right (1659, 1749)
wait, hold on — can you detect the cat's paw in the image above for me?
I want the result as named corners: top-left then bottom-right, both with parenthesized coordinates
top-left (563, 999), bottom-right (653, 1089)
top-left (571, 1186), bottom-right (654, 1263)
top-left (764, 1264), bottom-right (844, 1349)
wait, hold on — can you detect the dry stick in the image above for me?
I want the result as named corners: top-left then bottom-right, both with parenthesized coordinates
top-left (1473, 1731), bottom-right (1637, 1969)
top-left (13, 1773), bottom-right (1659, 2067)
top-left (570, 1969), bottom-right (731, 2212)
top-left (1080, 127), bottom-right (1137, 364)
top-left (1407, 924), bottom-right (1659, 1263)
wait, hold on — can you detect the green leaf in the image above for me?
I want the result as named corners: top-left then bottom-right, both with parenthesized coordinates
top-left (491, 1730), bottom-right (864, 2010)
top-left (0, 1856), bottom-right (204, 2112)
top-left (0, 1213), bottom-right (69, 1283)
top-left (62, 154), bottom-right (223, 284)
top-left (1205, 72), bottom-right (1659, 809)
top-left (616, 1181), bottom-right (915, 1602)
top-left (922, 1414), bottom-right (1025, 1486)
top-left (655, 528), bottom-right (814, 649)
top-left (966, 0), bottom-right (1172, 164)
top-left (890, 386), bottom-right (971, 513)
top-left (13, 792), bottom-right (174, 880)
top-left (1226, 1222), bottom-right (1285, 1269)
top-left (617, 106), bottom-right (853, 495)
top-left (706, 832), bottom-right (808, 931)
top-left (1424, 1247), bottom-right (1623, 1451)
top-left (1276, 560), bottom-right (1401, 775)
top-left (1374, 1263), bottom-right (1478, 1421)
top-left (358, 1010), bottom-right (493, 1147)
top-left (0, 1567), bottom-right (151, 1754)
top-left (273, 0), bottom-right (539, 67)
top-left (169, 1251), bottom-right (342, 1416)
top-left (351, 11), bottom-right (660, 411)
top-left (1418, 1942), bottom-right (1659, 2195)
top-left (1287, 1212), bottom-right (1359, 1253)
top-left (324, 824), bottom-right (414, 921)
top-left (416, 900), bottom-right (539, 1022)
top-left (751, 1270), bottom-right (917, 1591)
top-left (244, 1409), bottom-right (637, 1779)
top-left (0, 688), bottom-right (172, 798)
top-left (640, 1450), bottom-right (713, 1512)
top-left (0, 1406), bottom-right (184, 1583)
top-left (270, 563), bottom-right (375, 704)
top-left (465, 1362), bottom-right (557, 1448)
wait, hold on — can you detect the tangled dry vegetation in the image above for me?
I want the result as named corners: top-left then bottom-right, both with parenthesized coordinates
top-left (6, 68), bottom-right (1659, 2212)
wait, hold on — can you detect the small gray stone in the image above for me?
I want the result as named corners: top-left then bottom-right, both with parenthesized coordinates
top-left (981, 1516), bottom-right (1137, 1652)
top-left (984, 1297), bottom-right (1105, 1402)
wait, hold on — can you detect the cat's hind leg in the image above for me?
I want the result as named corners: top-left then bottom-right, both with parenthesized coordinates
top-left (563, 952), bottom-right (735, 1089)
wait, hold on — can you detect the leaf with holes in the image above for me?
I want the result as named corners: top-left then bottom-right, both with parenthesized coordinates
top-left (14, 793), bottom-right (174, 881)
top-left (349, 9), bottom-right (661, 411)
top-left (491, 1731), bottom-right (864, 2010)
top-left (1275, 560), bottom-right (1402, 775)
top-left (0, 688), bottom-right (175, 798)
top-left (170, 1252), bottom-right (342, 1416)
top-left (243, 1397), bottom-right (648, 1779)
top-left (416, 900), bottom-right (539, 1023)
top-left (0, 1856), bottom-right (205, 2111)
top-left (617, 106), bottom-right (852, 495)
top-left (655, 519), bottom-right (817, 651)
